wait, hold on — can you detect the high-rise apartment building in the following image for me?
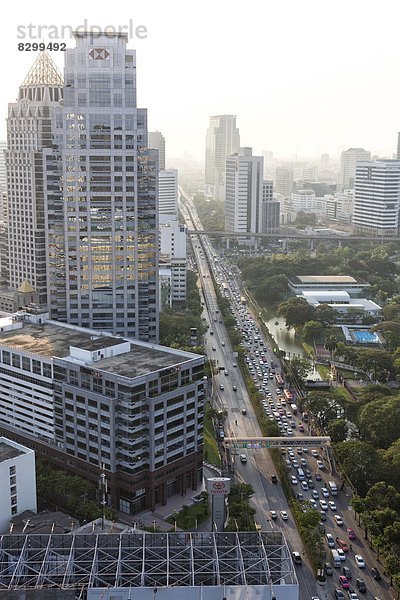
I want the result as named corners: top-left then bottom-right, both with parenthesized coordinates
top-left (0, 142), bottom-right (7, 193)
top-left (159, 169), bottom-right (178, 223)
top-left (149, 130), bottom-right (166, 170)
top-left (225, 148), bottom-right (264, 234)
top-left (397, 132), bottom-right (400, 160)
top-left (275, 166), bottom-right (294, 197)
top-left (353, 160), bottom-right (400, 236)
top-left (159, 220), bottom-right (187, 306)
top-left (5, 54), bottom-right (63, 306)
top-left (44, 32), bottom-right (159, 341)
top-left (205, 115), bottom-right (240, 201)
top-left (340, 147), bottom-right (371, 190)
top-left (0, 311), bottom-right (204, 514)
top-left (262, 180), bottom-right (280, 233)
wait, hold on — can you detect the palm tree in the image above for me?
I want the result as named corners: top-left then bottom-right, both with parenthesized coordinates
top-left (324, 336), bottom-right (338, 364)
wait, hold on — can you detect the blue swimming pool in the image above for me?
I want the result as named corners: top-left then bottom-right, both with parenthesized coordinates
top-left (352, 330), bottom-right (379, 343)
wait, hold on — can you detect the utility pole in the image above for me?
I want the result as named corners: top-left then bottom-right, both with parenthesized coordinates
top-left (99, 463), bottom-right (108, 531)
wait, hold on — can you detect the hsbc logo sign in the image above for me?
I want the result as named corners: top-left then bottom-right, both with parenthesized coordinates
top-left (207, 477), bottom-right (231, 496)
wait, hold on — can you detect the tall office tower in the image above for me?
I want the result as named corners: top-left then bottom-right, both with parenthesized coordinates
top-left (159, 169), bottom-right (178, 224)
top-left (353, 160), bottom-right (400, 236)
top-left (320, 153), bottom-right (330, 170)
top-left (45, 32), bottom-right (159, 341)
top-left (340, 147), bottom-right (371, 190)
top-left (5, 54), bottom-right (63, 306)
top-left (205, 115), bottom-right (240, 201)
top-left (275, 166), bottom-right (294, 197)
top-left (225, 148), bottom-right (264, 234)
top-left (397, 133), bottom-right (400, 160)
top-left (149, 130), bottom-right (166, 170)
top-left (0, 142), bottom-right (7, 192)
top-left (262, 180), bottom-right (280, 233)
top-left (159, 220), bottom-right (187, 306)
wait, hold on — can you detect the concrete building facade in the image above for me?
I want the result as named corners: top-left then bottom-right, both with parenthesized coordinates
top-left (205, 115), bottom-right (240, 201)
top-left (149, 130), bottom-right (166, 170)
top-left (340, 147), bottom-right (371, 190)
top-left (159, 169), bottom-right (178, 223)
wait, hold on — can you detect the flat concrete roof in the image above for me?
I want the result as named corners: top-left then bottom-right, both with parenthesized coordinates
top-left (0, 441), bottom-right (24, 463)
top-left (296, 275), bottom-right (358, 284)
top-left (0, 322), bottom-right (200, 377)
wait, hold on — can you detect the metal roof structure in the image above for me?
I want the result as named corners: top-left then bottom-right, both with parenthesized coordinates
top-left (20, 51), bottom-right (63, 88)
top-left (0, 531), bottom-right (298, 599)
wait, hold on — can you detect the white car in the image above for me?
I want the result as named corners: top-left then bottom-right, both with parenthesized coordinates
top-left (348, 593), bottom-right (359, 600)
top-left (317, 460), bottom-right (325, 469)
top-left (309, 499), bottom-right (317, 509)
top-left (311, 449), bottom-right (319, 457)
top-left (280, 510), bottom-right (288, 520)
top-left (319, 500), bottom-right (328, 511)
top-left (239, 454), bottom-right (247, 463)
top-left (301, 481), bottom-right (309, 491)
top-left (337, 548), bottom-right (346, 561)
top-left (270, 510), bottom-right (277, 519)
top-left (355, 555), bottom-right (365, 568)
top-left (334, 514), bottom-right (344, 526)
top-left (292, 460), bottom-right (299, 468)
top-left (290, 476), bottom-right (298, 485)
top-left (328, 501), bottom-right (337, 511)
top-left (321, 487), bottom-right (329, 498)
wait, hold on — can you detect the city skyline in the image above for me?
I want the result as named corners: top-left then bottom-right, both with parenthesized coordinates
top-left (1, 0), bottom-right (400, 161)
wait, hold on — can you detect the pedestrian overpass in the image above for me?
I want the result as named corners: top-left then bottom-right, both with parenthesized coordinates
top-left (224, 436), bottom-right (331, 448)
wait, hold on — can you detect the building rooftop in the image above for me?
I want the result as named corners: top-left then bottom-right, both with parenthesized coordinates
top-left (297, 275), bottom-right (358, 284)
top-left (0, 321), bottom-right (200, 378)
top-left (0, 441), bottom-right (24, 463)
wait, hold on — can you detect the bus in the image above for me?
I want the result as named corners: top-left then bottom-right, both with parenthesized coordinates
top-left (283, 389), bottom-right (293, 402)
top-left (275, 374), bottom-right (284, 388)
top-left (328, 481), bottom-right (338, 496)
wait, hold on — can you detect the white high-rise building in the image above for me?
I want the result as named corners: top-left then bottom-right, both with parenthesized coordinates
top-left (45, 32), bottom-right (159, 341)
top-left (275, 166), bottom-right (294, 197)
top-left (159, 220), bottom-right (187, 306)
top-left (159, 169), bottom-right (178, 224)
top-left (205, 115), bottom-right (240, 201)
top-left (0, 142), bottom-right (7, 193)
top-left (340, 148), bottom-right (371, 190)
top-left (5, 54), bottom-right (63, 306)
top-left (149, 130), bottom-right (166, 170)
top-left (225, 148), bottom-right (264, 234)
top-left (353, 160), bottom-right (400, 236)
top-left (0, 437), bottom-right (36, 532)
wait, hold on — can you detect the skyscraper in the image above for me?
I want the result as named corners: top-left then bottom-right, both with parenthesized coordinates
top-left (158, 169), bottom-right (178, 223)
top-left (5, 53), bottom-right (63, 306)
top-left (353, 160), bottom-right (400, 236)
top-left (205, 115), bottom-right (240, 201)
top-left (149, 130), bottom-right (166, 170)
top-left (397, 132), bottom-right (400, 160)
top-left (340, 147), bottom-right (371, 190)
top-left (45, 32), bottom-right (159, 341)
top-left (262, 180), bottom-right (280, 233)
top-left (225, 148), bottom-right (264, 234)
top-left (275, 166), bottom-right (294, 197)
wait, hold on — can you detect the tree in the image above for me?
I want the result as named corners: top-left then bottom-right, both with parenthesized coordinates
top-left (334, 341), bottom-right (358, 366)
top-left (364, 482), bottom-right (400, 513)
top-left (287, 357), bottom-right (311, 388)
top-left (326, 419), bottom-right (348, 443)
top-left (359, 395), bottom-right (400, 449)
top-left (355, 348), bottom-right (394, 382)
top-left (305, 391), bottom-right (341, 428)
top-left (334, 440), bottom-right (383, 496)
top-left (293, 211), bottom-right (317, 228)
top-left (278, 297), bottom-right (316, 329)
top-left (314, 304), bottom-right (337, 326)
top-left (302, 320), bottom-right (326, 343)
top-left (324, 335), bottom-right (338, 362)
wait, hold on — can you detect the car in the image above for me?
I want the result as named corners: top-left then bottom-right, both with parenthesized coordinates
top-left (300, 458), bottom-right (307, 467)
top-left (334, 590), bottom-right (345, 599)
top-left (292, 460), bottom-right (299, 468)
top-left (342, 566), bottom-right (351, 579)
top-left (339, 576), bottom-right (350, 589)
top-left (270, 510), bottom-right (277, 520)
top-left (371, 567), bottom-right (381, 580)
top-left (356, 578), bottom-right (366, 592)
top-left (347, 528), bottom-right (356, 540)
top-left (334, 515), bottom-right (344, 526)
top-left (212, 346), bottom-right (216, 351)
top-left (287, 429), bottom-right (294, 436)
top-left (298, 424), bottom-right (305, 432)
top-left (317, 460), bottom-right (325, 469)
top-left (221, 341), bottom-right (225, 346)
top-left (292, 551), bottom-right (302, 565)
top-left (311, 449), bottom-right (319, 457)
top-left (239, 454), bottom-right (247, 463)
top-left (338, 539), bottom-right (348, 552)
top-left (324, 562), bottom-right (334, 575)
top-left (326, 533), bottom-right (335, 548)
top-left (337, 548), bottom-right (346, 561)
top-left (224, 370), bottom-right (229, 376)
top-left (296, 492), bottom-right (304, 500)
top-left (320, 510), bottom-right (327, 521)
top-left (329, 501), bottom-right (337, 511)
top-left (280, 510), bottom-right (288, 520)
top-left (233, 385), bottom-right (237, 391)
top-left (219, 384), bottom-right (224, 390)
top-left (285, 459), bottom-right (292, 467)
top-left (312, 490), bottom-right (319, 499)
top-left (315, 472), bottom-right (322, 481)
top-left (320, 500), bottom-right (328, 511)
top-left (321, 487), bottom-right (329, 497)
top-left (354, 555), bottom-right (365, 568)
top-left (301, 481), bottom-right (309, 491)
top-left (348, 593), bottom-right (359, 600)
top-left (232, 363), bottom-right (237, 367)
top-left (288, 451), bottom-right (295, 459)
top-left (309, 499), bottom-right (317, 509)
top-left (271, 475), bottom-right (277, 484)
top-left (296, 448), bottom-right (303, 455)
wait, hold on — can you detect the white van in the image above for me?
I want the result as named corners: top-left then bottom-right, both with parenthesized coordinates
top-left (297, 468), bottom-right (305, 481)
top-left (331, 549), bottom-right (341, 568)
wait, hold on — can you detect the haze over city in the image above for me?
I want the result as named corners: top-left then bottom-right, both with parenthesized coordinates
top-left (2, 0), bottom-right (400, 159)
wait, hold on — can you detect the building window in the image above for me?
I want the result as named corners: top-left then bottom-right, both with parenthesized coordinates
top-left (11, 506), bottom-right (17, 516)
top-left (9, 466), bottom-right (16, 476)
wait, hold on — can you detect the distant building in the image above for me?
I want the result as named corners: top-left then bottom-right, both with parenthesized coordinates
top-left (353, 160), bottom-right (400, 236)
top-left (262, 180), bottom-right (280, 233)
top-left (149, 130), bottom-right (166, 170)
top-left (0, 312), bottom-right (204, 514)
top-left (0, 437), bottom-right (36, 532)
top-left (340, 147), bottom-right (371, 190)
top-left (397, 132), bottom-right (400, 160)
top-left (225, 148), bottom-right (264, 234)
top-left (275, 166), bottom-right (294, 197)
top-left (0, 141), bottom-right (7, 193)
top-left (159, 169), bottom-right (178, 223)
top-left (290, 190), bottom-right (316, 212)
top-left (320, 153), bottom-right (330, 170)
top-left (288, 275), bottom-right (369, 296)
top-left (159, 220), bottom-right (187, 306)
top-left (298, 290), bottom-right (381, 316)
top-left (205, 115), bottom-right (240, 201)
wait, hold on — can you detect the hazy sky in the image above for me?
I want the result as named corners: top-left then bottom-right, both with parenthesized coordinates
top-left (2, 0), bottom-right (400, 161)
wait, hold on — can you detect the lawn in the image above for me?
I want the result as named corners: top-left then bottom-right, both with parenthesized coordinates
top-left (317, 364), bottom-right (331, 379)
top-left (166, 499), bottom-right (210, 530)
top-left (203, 404), bottom-right (221, 467)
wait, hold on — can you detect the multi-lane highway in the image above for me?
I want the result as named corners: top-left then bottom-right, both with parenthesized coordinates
top-left (180, 191), bottom-right (392, 600)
